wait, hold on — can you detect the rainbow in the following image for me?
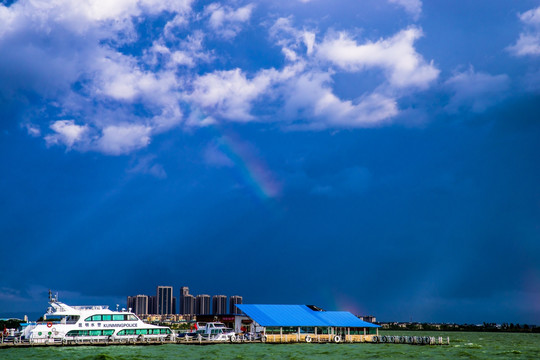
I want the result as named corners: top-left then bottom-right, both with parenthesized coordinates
top-left (215, 130), bottom-right (281, 200)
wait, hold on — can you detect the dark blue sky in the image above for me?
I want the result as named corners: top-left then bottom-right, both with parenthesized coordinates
top-left (1, 0), bottom-right (539, 324)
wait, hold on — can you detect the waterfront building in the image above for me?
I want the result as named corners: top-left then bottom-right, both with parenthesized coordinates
top-left (157, 286), bottom-right (174, 315)
top-left (359, 315), bottom-right (376, 323)
top-left (127, 296), bottom-right (134, 312)
top-left (229, 295), bottom-right (243, 314)
top-left (148, 295), bottom-right (157, 315)
top-left (196, 294), bottom-right (211, 315)
top-left (237, 304), bottom-right (379, 340)
top-left (127, 294), bottom-right (148, 315)
top-left (183, 294), bottom-right (195, 316)
top-left (179, 286), bottom-right (190, 315)
top-left (212, 295), bottom-right (227, 314)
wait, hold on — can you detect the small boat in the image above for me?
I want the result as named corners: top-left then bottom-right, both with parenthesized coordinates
top-left (194, 322), bottom-right (236, 341)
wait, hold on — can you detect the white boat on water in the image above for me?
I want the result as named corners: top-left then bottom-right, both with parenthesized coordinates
top-left (194, 322), bottom-right (236, 341)
top-left (21, 291), bottom-right (174, 343)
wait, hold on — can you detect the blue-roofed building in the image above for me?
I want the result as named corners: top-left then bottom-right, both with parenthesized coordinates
top-left (236, 304), bottom-right (379, 343)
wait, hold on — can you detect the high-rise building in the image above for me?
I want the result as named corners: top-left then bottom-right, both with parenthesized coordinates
top-left (157, 286), bottom-right (174, 315)
top-left (129, 295), bottom-right (148, 315)
top-left (212, 295), bottom-right (227, 314)
top-left (196, 294), bottom-right (211, 315)
top-left (127, 296), bottom-right (134, 312)
top-left (179, 287), bottom-right (190, 315)
top-left (148, 296), bottom-right (157, 314)
top-left (183, 294), bottom-right (195, 316)
top-left (172, 297), bottom-right (177, 315)
top-left (229, 295), bottom-right (243, 314)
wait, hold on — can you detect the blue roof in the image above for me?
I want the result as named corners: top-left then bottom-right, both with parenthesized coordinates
top-left (237, 304), bottom-right (379, 328)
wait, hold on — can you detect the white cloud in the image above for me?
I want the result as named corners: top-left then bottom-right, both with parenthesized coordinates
top-left (519, 6), bottom-right (540, 26)
top-left (282, 72), bottom-right (398, 129)
top-left (445, 68), bottom-right (510, 113)
top-left (97, 124), bottom-right (152, 155)
top-left (146, 31), bottom-right (212, 69)
top-left (44, 120), bottom-right (88, 148)
top-left (2, 1), bottom-right (443, 155)
top-left (388, 0), bottom-right (422, 20)
top-left (0, 0), bottom-right (192, 155)
top-left (509, 6), bottom-right (540, 56)
top-left (317, 27), bottom-right (439, 88)
top-left (509, 33), bottom-right (540, 56)
top-left (269, 17), bottom-right (316, 61)
top-left (187, 68), bottom-right (280, 121)
top-left (204, 3), bottom-right (254, 39)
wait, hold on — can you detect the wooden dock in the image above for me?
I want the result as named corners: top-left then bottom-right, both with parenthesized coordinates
top-left (0, 334), bottom-right (449, 348)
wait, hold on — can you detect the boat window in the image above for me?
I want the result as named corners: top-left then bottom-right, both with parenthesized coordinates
top-left (127, 314), bottom-right (138, 321)
top-left (67, 330), bottom-right (113, 336)
top-left (135, 329), bottom-right (148, 335)
top-left (92, 315), bottom-right (102, 321)
top-left (112, 315), bottom-right (124, 321)
top-left (102, 315), bottom-right (112, 321)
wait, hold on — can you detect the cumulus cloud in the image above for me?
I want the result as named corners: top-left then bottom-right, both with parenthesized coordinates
top-left (282, 72), bottom-right (398, 129)
top-left (0, 0), bottom-right (190, 154)
top-left (509, 6), bottom-right (540, 56)
top-left (97, 124), bottom-right (152, 155)
top-left (204, 3), bottom-right (254, 39)
top-left (388, 0), bottom-right (422, 20)
top-left (1, 1), bottom-right (441, 154)
top-left (445, 68), bottom-right (510, 113)
top-left (44, 120), bottom-right (88, 149)
top-left (317, 27), bottom-right (439, 88)
top-left (187, 68), bottom-right (284, 121)
top-left (269, 17), bottom-right (316, 61)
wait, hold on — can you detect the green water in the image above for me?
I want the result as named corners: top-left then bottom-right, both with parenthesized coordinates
top-left (1, 332), bottom-right (539, 359)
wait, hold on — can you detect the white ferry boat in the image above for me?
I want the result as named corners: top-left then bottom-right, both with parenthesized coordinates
top-left (21, 291), bottom-right (174, 343)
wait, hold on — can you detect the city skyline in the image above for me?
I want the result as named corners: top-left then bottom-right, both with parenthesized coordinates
top-left (128, 285), bottom-right (243, 316)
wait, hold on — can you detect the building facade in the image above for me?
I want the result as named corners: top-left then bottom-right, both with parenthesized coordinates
top-left (179, 286), bottom-right (190, 315)
top-left (229, 295), bottom-right (243, 314)
top-left (196, 294), bottom-right (211, 315)
top-left (212, 295), bottom-right (227, 314)
top-left (130, 295), bottom-right (148, 315)
top-left (157, 286), bottom-right (174, 315)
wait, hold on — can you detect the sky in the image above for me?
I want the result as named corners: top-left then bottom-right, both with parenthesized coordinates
top-left (0, 0), bottom-right (539, 325)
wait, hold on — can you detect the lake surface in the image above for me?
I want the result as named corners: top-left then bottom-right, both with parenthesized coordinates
top-left (1, 332), bottom-right (539, 359)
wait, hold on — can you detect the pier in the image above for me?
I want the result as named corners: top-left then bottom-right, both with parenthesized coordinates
top-left (0, 334), bottom-right (450, 348)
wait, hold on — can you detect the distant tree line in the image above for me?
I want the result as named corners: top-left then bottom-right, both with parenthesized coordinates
top-left (380, 322), bottom-right (540, 333)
